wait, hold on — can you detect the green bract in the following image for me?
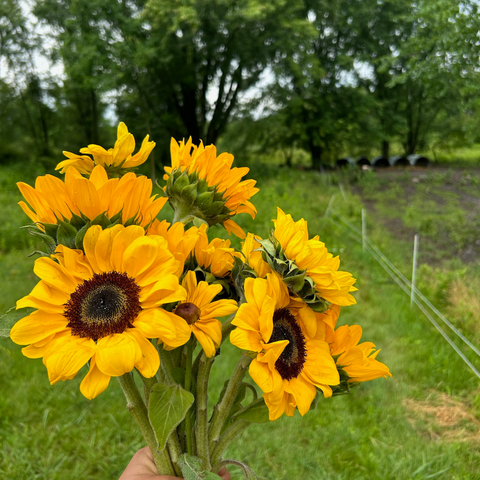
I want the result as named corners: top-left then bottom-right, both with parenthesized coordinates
top-left (165, 168), bottom-right (232, 227)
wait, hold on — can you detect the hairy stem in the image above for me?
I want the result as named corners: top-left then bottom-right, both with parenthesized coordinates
top-left (196, 352), bottom-right (215, 470)
top-left (158, 346), bottom-right (175, 385)
top-left (117, 374), bottom-right (174, 476)
top-left (138, 372), bottom-right (158, 407)
top-left (208, 355), bottom-right (252, 454)
top-left (184, 342), bottom-right (194, 455)
top-left (167, 432), bottom-right (183, 477)
top-left (210, 420), bottom-right (250, 467)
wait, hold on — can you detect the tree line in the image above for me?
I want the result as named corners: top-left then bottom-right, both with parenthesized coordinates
top-left (1, 0), bottom-right (479, 171)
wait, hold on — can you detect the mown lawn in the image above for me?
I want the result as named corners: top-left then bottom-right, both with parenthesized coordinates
top-left (1, 163), bottom-right (480, 480)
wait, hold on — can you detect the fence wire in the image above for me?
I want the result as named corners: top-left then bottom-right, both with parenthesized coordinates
top-left (326, 207), bottom-right (480, 380)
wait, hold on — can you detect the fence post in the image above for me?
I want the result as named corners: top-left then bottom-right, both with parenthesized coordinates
top-left (362, 208), bottom-right (366, 253)
top-left (411, 234), bottom-right (419, 307)
top-left (324, 194), bottom-right (336, 217)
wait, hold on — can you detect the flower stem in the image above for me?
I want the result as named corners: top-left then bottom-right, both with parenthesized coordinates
top-left (184, 342), bottom-right (194, 455)
top-left (117, 373), bottom-right (175, 476)
top-left (158, 346), bottom-right (175, 385)
top-left (208, 355), bottom-right (252, 454)
top-left (138, 371), bottom-right (158, 406)
top-left (210, 419), bottom-right (250, 467)
top-left (172, 204), bottom-right (195, 225)
top-left (196, 352), bottom-right (215, 470)
top-left (167, 432), bottom-right (183, 477)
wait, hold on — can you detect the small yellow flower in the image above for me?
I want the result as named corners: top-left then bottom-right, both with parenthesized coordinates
top-left (10, 225), bottom-right (189, 399)
top-left (330, 324), bottom-right (391, 383)
top-left (56, 122), bottom-right (155, 175)
top-left (18, 165), bottom-right (166, 229)
top-left (194, 224), bottom-right (241, 278)
top-left (165, 138), bottom-right (259, 238)
top-left (230, 272), bottom-right (339, 421)
top-left (272, 208), bottom-right (357, 306)
top-left (164, 271), bottom-right (238, 357)
top-left (147, 219), bottom-right (200, 277)
top-left (241, 233), bottom-right (272, 278)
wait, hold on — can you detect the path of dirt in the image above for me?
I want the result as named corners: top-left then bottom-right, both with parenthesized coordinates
top-left (352, 167), bottom-right (480, 266)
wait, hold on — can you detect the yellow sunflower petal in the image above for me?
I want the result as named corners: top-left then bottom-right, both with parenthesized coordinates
top-left (192, 326), bottom-right (217, 358)
top-left (10, 311), bottom-right (68, 345)
top-left (95, 334), bottom-right (140, 377)
top-left (249, 358), bottom-right (273, 393)
top-left (44, 337), bottom-right (95, 385)
top-left (80, 356), bottom-right (111, 400)
top-left (125, 329), bottom-right (160, 378)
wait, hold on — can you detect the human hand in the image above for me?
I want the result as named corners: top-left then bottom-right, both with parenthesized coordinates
top-left (119, 446), bottom-right (231, 480)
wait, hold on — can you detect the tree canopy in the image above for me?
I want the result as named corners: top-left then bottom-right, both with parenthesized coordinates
top-left (1, 0), bottom-right (479, 169)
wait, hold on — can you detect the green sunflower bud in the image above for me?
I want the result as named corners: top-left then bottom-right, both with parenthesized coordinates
top-left (256, 232), bottom-right (329, 313)
top-left (165, 167), bottom-right (233, 227)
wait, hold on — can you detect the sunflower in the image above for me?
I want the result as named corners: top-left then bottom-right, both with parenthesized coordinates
top-left (56, 122), bottom-right (155, 175)
top-left (147, 219), bottom-right (200, 277)
top-left (230, 272), bottom-right (339, 420)
top-left (330, 324), bottom-right (391, 383)
top-left (18, 165), bottom-right (166, 230)
top-left (193, 224), bottom-right (241, 278)
top-left (10, 225), bottom-right (190, 399)
top-left (268, 208), bottom-right (357, 307)
top-left (241, 233), bottom-right (272, 278)
top-left (164, 138), bottom-right (259, 238)
top-left (163, 271), bottom-right (238, 357)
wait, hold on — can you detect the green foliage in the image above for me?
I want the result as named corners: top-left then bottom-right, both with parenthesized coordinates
top-left (148, 383), bottom-right (194, 451)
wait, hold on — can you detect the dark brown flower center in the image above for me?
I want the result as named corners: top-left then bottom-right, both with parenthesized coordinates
top-left (174, 302), bottom-right (201, 325)
top-left (64, 271), bottom-right (141, 340)
top-left (268, 307), bottom-right (306, 380)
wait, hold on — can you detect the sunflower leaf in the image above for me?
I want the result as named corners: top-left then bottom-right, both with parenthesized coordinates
top-left (177, 454), bottom-right (219, 480)
top-left (232, 398), bottom-right (269, 423)
top-left (148, 383), bottom-right (194, 451)
top-left (27, 229), bottom-right (57, 254)
top-left (57, 220), bottom-right (78, 249)
top-left (0, 306), bottom-right (35, 337)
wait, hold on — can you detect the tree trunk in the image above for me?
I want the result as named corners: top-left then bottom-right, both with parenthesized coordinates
top-left (91, 89), bottom-right (99, 144)
top-left (309, 140), bottom-right (323, 170)
top-left (382, 140), bottom-right (389, 158)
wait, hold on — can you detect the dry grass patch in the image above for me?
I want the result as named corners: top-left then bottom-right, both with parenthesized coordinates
top-left (404, 391), bottom-right (480, 442)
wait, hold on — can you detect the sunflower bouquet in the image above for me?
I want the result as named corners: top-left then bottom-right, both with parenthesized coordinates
top-left (2, 123), bottom-right (391, 479)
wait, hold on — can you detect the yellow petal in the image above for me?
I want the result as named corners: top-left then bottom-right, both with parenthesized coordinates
top-left (10, 311), bottom-right (68, 345)
top-left (95, 225), bottom-right (125, 272)
top-left (249, 358), bottom-right (273, 393)
top-left (95, 333), bottom-right (139, 377)
top-left (80, 356), bottom-right (111, 399)
top-left (34, 257), bottom-right (78, 293)
top-left (192, 327), bottom-right (216, 358)
top-left (45, 337), bottom-right (95, 385)
top-left (125, 329), bottom-right (160, 378)
top-left (110, 225), bottom-right (145, 272)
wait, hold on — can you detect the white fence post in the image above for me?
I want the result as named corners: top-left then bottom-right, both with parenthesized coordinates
top-left (324, 194), bottom-right (336, 217)
top-left (411, 234), bottom-right (419, 307)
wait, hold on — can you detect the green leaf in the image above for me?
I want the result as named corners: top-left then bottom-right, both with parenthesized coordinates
top-left (0, 306), bottom-right (35, 337)
top-left (177, 454), bottom-right (219, 480)
top-left (57, 220), bottom-right (78, 249)
top-left (75, 222), bottom-right (91, 250)
top-left (233, 399), bottom-right (269, 423)
top-left (28, 228), bottom-right (57, 254)
top-left (148, 383), bottom-right (194, 451)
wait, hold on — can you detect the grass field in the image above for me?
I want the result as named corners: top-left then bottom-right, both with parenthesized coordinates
top-left (1, 162), bottom-right (480, 479)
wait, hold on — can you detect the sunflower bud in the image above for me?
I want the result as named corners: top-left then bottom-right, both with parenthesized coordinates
top-left (165, 167), bottom-right (232, 226)
top-left (174, 302), bottom-right (201, 325)
top-left (257, 232), bottom-right (329, 313)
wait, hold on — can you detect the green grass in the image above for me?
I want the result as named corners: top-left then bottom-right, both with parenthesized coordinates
top-left (1, 164), bottom-right (480, 479)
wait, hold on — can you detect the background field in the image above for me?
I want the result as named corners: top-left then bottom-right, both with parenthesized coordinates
top-left (2, 160), bottom-right (480, 480)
